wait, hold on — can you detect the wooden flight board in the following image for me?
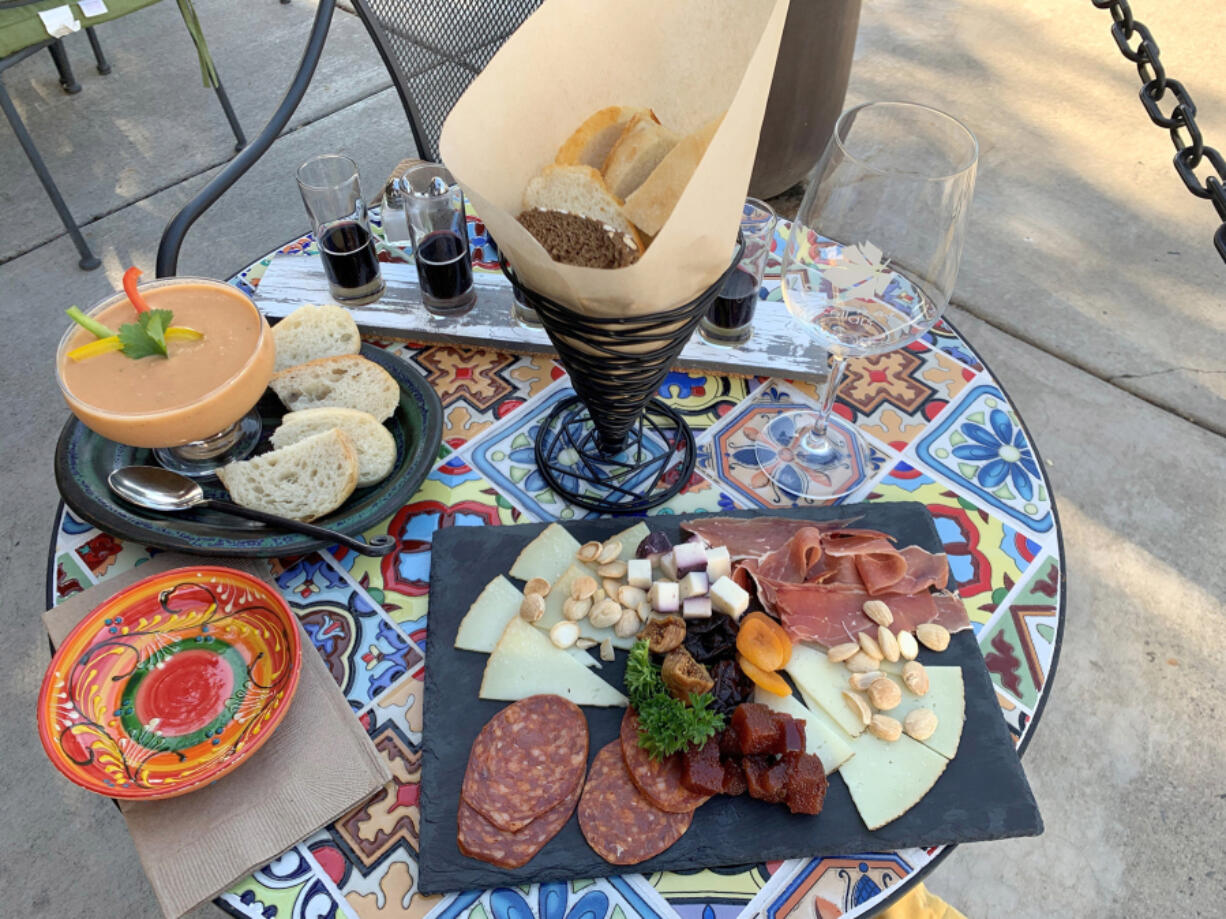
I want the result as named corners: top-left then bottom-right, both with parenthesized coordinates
top-left (419, 503), bottom-right (1042, 894)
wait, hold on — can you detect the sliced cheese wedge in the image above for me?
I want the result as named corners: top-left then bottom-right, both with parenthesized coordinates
top-left (785, 643), bottom-right (866, 738)
top-left (455, 575), bottom-right (522, 653)
top-left (892, 665), bottom-right (965, 760)
top-left (509, 523), bottom-right (588, 584)
top-left (840, 729), bottom-right (949, 830)
top-left (609, 522), bottom-right (650, 562)
top-left (752, 686), bottom-right (854, 774)
top-left (536, 563), bottom-right (636, 650)
top-left (480, 617), bottom-right (627, 707)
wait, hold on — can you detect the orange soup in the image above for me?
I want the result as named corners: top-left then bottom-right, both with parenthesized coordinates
top-left (57, 279), bottom-right (275, 447)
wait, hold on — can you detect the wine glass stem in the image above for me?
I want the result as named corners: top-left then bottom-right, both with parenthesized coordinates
top-left (800, 355), bottom-right (849, 461)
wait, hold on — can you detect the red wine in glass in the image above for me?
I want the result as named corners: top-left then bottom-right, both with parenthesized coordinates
top-left (416, 229), bottom-right (475, 314)
top-left (319, 220), bottom-right (383, 303)
top-left (702, 267), bottom-right (759, 345)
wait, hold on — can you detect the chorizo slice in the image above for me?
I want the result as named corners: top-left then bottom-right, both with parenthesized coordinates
top-left (458, 780), bottom-right (581, 868)
top-left (461, 695), bottom-right (588, 832)
top-left (619, 707), bottom-right (711, 813)
top-left (578, 741), bottom-right (692, 865)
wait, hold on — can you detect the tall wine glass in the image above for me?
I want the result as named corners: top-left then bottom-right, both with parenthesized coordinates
top-left (757, 101), bottom-right (978, 500)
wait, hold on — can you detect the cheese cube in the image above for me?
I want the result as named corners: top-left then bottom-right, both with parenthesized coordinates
top-left (626, 558), bottom-right (653, 589)
top-left (682, 597), bottom-right (712, 619)
top-left (709, 575), bottom-right (749, 620)
top-left (649, 580), bottom-right (679, 613)
top-left (679, 570), bottom-right (709, 599)
top-left (659, 551), bottom-right (679, 581)
top-left (705, 546), bottom-right (732, 582)
top-left (673, 542), bottom-right (708, 574)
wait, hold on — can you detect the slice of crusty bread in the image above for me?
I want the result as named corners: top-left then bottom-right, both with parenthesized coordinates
top-left (271, 304), bottom-right (361, 372)
top-left (601, 114), bottom-right (679, 200)
top-left (523, 165), bottom-right (643, 252)
top-left (272, 407), bottom-right (396, 488)
top-left (554, 106), bottom-right (652, 169)
top-left (270, 355), bottom-right (400, 422)
top-left (217, 429), bottom-right (358, 522)
top-left (623, 114), bottom-right (724, 237)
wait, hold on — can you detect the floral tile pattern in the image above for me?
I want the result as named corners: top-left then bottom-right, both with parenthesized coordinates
top-left (913, 383), bottom-right (1053, 538)
top-left (696, 382), bottom-right (890, 508)
top-left (49, 225), bottom-right (1062, 919)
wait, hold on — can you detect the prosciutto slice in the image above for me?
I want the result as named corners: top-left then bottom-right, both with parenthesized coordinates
top-left (776, 584), bottom-right (971, 646)
top-left (886, 547), bottom-right (951, 595)
top-left (680, 516), bottom-right (868, 560)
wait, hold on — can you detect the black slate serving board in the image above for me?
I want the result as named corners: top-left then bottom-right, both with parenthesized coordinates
top-left (420, 503), bottom-right (1042, 894)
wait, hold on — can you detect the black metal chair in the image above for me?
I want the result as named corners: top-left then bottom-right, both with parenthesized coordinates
top-left (0, 0), bottom-right (245, 270)
top-left (157, 0), bottom-right (540, 277)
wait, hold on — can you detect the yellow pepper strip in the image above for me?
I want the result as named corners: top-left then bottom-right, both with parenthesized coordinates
top-left (165, 326), bottom-right (204, 342)
top-left (67, 336), bottom-right (123, 361)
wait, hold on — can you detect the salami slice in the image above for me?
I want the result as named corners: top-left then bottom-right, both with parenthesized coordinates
top-left (578, 741), bottom-right (692, 865)
top-left (461, 695), bottom-right (588, 832)
top-left (458, 781), bottom-right (581, 868)
top-left (618, 708), bottom-right (711, 813)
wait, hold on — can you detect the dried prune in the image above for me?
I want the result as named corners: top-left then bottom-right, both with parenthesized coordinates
top-left (708, 659), bottom-right (754, 717)
top-left (636, 531), bottom-right (673, 559)
top-left (683, 610), bottom-right (739, 663)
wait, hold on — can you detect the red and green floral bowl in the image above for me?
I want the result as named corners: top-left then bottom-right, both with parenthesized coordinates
top-left (37, 566), bottom-right (301, 800)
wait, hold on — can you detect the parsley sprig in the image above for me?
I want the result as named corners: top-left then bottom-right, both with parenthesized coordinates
top-left (625, 640), bottom-right (724, 761)
top-left (117, 309), bottom-right (174, 359)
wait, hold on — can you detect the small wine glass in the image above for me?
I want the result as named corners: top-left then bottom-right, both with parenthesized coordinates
top-left (757, 101), bottom-right (979, 500)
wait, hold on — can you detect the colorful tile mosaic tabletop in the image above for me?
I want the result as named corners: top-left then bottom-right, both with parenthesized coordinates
top-left (49, 221), bottom-right (1063, 919)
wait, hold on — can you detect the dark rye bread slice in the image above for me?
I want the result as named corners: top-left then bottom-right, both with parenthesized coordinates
top-left (518, 208), bottom-right (641, 269)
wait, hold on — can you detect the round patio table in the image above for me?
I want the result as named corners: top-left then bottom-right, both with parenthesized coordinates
top-left (47, 222), bottom-right (1065, 919)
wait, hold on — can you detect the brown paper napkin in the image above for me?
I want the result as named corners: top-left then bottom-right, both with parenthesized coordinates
top-left (43, 553), bottom-right (393, 919)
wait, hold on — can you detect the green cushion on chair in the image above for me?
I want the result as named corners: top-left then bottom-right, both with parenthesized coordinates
top-left (0, 0), bottom-right (161, 60)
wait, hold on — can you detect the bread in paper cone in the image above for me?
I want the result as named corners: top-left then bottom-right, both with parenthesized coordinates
top-left (439, 0), bottom-right (790, 319)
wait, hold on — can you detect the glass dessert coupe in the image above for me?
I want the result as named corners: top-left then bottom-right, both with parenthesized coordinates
top-left (56, 277), bottom-right (276, 478)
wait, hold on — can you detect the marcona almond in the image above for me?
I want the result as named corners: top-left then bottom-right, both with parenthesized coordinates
top-left (575, 637), bottom-right (598, 649)
top-left (571, 575), bottom-right (598, 601)
top-left (916, 622), bottom-right (951, 652)
top-left (597, 541), bottom-right (623, 564)
top-left (878, 625), bottom-right (900, 663)
top-left (519, 593), bottom-right (545, 622)
top-left (617, 585), bottom-right (647, 608)
top-left (549, 621), bottom-right (579, 649)
top-left (844, 651), bottom-right (880, 673)
top-left (869, 714), bottom-right (902, 742)
top-left (636, 599), bottom-right (652, 622)
top-left (577, 541), bottom-right (602, 562)
top-left (867, 677), bottom-right (902, 710)
top-left (524, 577), bottom-right (551, 598)
top-left (828, 642), bottom-right (860, 663)
top-left (563, 597), bottom-right (592, 621)
top-left (602, 577), bottom-right (623, 599)
top-left (599, 638), bottom-right (615, 661)
top-left (849, 671), bottom-right (885, 691)
top-left (902, 660), bottom-right (929, 695)
top-left (598, 560), bottom-right (628, 579)
top-left (858, 631), bottom-right (884, 661)
top-left (904, 708), bottom-right (939, 741)
top-left (842, 690), bottom-right (873, 727)
top-left (614, 607), bottom-right (640, 638)
top-left (897, 629), bottom-right (920, 661)
top-left (862, 599), bottom-right (893, 627)
top-left (588, 597), bottom-right (622, 629)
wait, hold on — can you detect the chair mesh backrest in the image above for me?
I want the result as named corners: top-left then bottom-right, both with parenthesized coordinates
top-left (358, 0), bottom-right (542, 160)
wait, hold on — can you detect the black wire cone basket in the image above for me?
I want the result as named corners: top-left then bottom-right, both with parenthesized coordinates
top-left (500, 244), bottom-right (741, 515)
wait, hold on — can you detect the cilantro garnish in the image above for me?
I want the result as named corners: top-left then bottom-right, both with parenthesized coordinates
top-left (117, 309), bottom-right (174, 359)
top-left (625, 640), bottom-right (724, 760)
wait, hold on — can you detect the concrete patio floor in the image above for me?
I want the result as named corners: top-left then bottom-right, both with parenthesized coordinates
top-left (1, 0), bottom-right (1223, 916)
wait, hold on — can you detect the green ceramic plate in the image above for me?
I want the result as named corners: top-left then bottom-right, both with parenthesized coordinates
top-left (54, 344), bottom-right (443, 557)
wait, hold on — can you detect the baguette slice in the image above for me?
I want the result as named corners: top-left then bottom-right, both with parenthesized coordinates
top-left (601, 113), bottom-right (679, 200)
top-left (217, 429), bottom-right (358, 522)
top-left (554, 106), bottom-right (652, 169)
top-left (623, 114), bottom-right (724, 237)
top-left (271, 304), bottom-right (361, 372)
top-left (270, 355), bottom-right (400, 422)
top-left (523, 165), bottom-right (643, 252)
top-left (272, 407), bottom-right (396, 487)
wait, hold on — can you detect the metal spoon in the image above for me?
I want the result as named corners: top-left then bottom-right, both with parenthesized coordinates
top-left (108, 466), bottom-right (397, 557)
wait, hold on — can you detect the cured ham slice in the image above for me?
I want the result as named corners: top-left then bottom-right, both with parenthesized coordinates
top-left (755, 527), bottom-right (826, 583)
top-left (822, 535), bottom-right (907, 595)
top-left (886, 547), bottom-right (951, 595)
top-left (680, 517), bottom-right (867, 560)
top-left (776, 583), bottom-right (971, 647)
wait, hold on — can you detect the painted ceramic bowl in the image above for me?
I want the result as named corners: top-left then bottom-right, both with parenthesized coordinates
top-left (37, 566), bottom-right (301, 800)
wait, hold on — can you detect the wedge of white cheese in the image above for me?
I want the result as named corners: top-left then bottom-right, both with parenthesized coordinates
top-left (785, 643), bottom-right (866, 738)
top-left (480, 617), bottom-right (627, 707)
top-left (456, 574), bottom-right (596, 668)
top-left (890, 665), bottom-right (965, 760)
top-left (752, 686), bottom-right (854, 774)
top-left (609, 522), bottom-right (651, 562)
top-left (535, 563), bottom-right (636, 650)
top-left (509, 523), bottom-right (590, 585)
top-left (839, 729), bottom-right (949, 830)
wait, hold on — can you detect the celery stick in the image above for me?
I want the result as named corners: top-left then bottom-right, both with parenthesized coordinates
top-left (65, 306), bottom-right (115, 340)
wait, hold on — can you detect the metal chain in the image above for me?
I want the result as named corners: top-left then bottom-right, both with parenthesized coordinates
top-left (1092, 0), bottom-right (1226, 262)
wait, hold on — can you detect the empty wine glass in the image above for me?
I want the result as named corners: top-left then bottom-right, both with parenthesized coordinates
top-left (757, 101), bottom-right (978, 500)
